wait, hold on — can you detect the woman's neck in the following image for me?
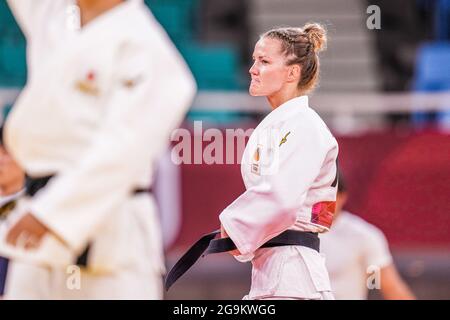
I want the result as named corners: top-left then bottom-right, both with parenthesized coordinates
top-left (267, 87), bottom-right (302, 110)
top-left (77, 0), bottom-right (124, 27)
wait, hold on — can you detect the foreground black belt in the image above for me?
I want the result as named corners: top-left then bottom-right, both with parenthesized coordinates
top-left (25, 175), bottom-right (151, 197)
top-left (164, 229), bottom-right (320, 291)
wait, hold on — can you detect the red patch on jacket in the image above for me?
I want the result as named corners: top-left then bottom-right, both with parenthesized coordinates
top-left (311, 201), bottom-right (336, 228)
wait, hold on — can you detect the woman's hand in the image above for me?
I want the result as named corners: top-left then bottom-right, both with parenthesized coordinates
top-left (0, 147), bottom-right (25, 196)
top-left (220, 224), bottom-right (241, 256)
top-left (6, 213), bottom-right (50, 250)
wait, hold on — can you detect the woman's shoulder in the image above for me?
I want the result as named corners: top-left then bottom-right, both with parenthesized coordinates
top-left (282, 106), bottom-right (335, 142)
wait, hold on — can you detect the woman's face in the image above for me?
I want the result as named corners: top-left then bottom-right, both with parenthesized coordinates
top-left (249, 37), bottom-right (290, 97)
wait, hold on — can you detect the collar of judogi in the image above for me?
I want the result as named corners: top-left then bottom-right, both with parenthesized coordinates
top-left (274, 95), bottom-right (309, 114)
top-left (259, 95), bottom-right (310, 128)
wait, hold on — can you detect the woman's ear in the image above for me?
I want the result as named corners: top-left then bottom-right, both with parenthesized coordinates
top-left (287, 64), bottom-right (301, 83)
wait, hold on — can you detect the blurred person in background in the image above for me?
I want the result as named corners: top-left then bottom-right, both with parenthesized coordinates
top-left (0, 134), bottom-right (24, 197)
top-left (219, 23), bottom-right (339, 300)
top-left (0, 136), bottom-right (24, 298)
top-left (320, 173), bottom-right (416, 300)
top-left (0, 0), bottom-right (195, 299)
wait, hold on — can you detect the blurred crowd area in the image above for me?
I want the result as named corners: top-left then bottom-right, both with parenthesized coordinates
top-left (1, 0), bottom-right (449, 90)
top-left (2, 0), bottom-right (450, 126)
top-left (1, 0), bottom-right (449, 299)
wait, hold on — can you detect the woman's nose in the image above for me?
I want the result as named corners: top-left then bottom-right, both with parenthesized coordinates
top-left (249, 62), bottom-right (258, 75)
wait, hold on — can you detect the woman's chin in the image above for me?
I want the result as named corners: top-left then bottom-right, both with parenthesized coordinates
top-left (249, 87), bottom-right (262, 96)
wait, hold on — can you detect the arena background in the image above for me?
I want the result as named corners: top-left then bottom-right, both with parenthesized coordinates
top-left (0, 0), bottom-right (449, 299)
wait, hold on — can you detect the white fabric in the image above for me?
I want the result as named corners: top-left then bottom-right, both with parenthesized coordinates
top-left (1, 0), bottom-right (196, 297)
top-left (320, 211), bottom-right (393, 300)
top-left (219, 96), bottom-right (339, 299)
top-left (5, 260), bottom-right (162, 299)
top-left (154, 149), bottom-right (183, 250)
top-left (0, 190), bottom-right (24, 208)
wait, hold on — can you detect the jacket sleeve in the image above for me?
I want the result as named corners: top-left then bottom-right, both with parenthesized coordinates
top-left (219, 120), bottom-right (333, 256)
top-left (6, 0), bottom-right (54, 39)
top-left (28, 40), bottom-right (196, 253)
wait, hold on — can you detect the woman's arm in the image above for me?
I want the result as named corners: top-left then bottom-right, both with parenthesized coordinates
top-left (5, 0), bottom-right (51, 39)
top-left (220, 121), bottom-right (337, 256)
top-left (380, 264), bottom-right (416, 300)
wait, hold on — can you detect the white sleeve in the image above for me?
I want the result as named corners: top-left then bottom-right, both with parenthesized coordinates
top-left (363, 224), bottom-right (393, 269)
top-left (219, 120), bottom-right (334, 256)
top-left (29, 41), bottom-right (196, 252)
top-left (5, 0), bottom-right (53, 39)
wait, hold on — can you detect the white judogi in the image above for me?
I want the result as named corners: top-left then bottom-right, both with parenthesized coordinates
top-left (1, 0), bottom-right (196, 299)
top-left (219, 96), bottom-right (339, 299)
top-left (320, 211), bottom-right (393, 300)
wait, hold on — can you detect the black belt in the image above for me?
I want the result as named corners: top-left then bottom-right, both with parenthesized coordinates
top-left (164, 229), bottom-right (320, 291)
top-left (25, 175), bottom-right (151, 197)
top-left (1, 176), bottom-right (150, 217)
top-left (23, 175), bottom-right (151, 267)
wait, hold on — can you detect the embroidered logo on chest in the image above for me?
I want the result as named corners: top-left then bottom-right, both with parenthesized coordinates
top-left (75, 70), bottom-right (100, 96)
top-left (279, 131), bottom-right (291, 147)
top-left (121, 75), bottom-right (143, 89)
top-left (251, 145), bottom-right (262, 175)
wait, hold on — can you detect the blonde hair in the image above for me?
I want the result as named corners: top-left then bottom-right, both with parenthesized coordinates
top-left (262, 23), bottom-right (327, 94)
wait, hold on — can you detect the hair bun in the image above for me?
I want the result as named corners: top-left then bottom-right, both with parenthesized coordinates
top-left (303, 23), bottom-right (327, 53)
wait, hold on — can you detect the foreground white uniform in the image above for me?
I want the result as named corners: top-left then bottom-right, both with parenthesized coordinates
top-left (219, 96), bottom-right (338, 299)
top-left (1, 0), bottom-right (196, 299)
top-left (320, 211), bottom-right (393, 299)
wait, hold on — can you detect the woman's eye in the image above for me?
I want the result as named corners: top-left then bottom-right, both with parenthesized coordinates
top-left (261, 60), bottom-right (269, 64)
